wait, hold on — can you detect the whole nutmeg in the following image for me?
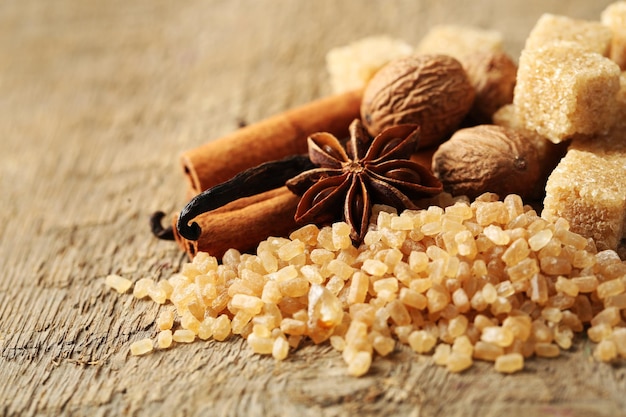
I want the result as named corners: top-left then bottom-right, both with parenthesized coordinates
top-left (360, 54), bottom-right (475, 148)
top-left (462, 50), bottom-right (518, 124)
top-left (431, 125), bottom-right (541, 199)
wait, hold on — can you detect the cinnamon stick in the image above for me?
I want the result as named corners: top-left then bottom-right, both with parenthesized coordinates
top-left (181, 89), bottom-right (363, 195)
top-left (172, 187), bottom-right (300, 259)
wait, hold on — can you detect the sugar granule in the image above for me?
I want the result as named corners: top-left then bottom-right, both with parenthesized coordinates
top-left (124, 193), bottom-right (626, 376)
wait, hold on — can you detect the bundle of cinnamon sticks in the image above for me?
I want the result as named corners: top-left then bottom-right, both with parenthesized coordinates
top-left (171, 90), bottom-right (364, 258)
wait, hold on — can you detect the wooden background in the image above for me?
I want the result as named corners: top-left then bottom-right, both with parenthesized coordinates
top-left (1, 1), bottom-right (624, 416)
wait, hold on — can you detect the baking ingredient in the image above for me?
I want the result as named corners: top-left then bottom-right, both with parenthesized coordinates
top-left (173, 329), bottom-right (195, 343)
top-left (524, 13), bottom-right (612, 55)
top-left (180, 90), bottom-right (362, 195)
top-left (176, 155), bottom-right (313, 242)
top-left (415, 25), bottom-right (504, 59)
top-left (286, 119), bottom-right (442, 242)
top-left (171, 188), bottom-right (301, 259)
top-left (360, 54), bottom-right (475, 148)
top-left (130, 338), bottom-right (153, 356)
top-left (542, 133), bottom-right (626, 251)
top-left (461, 50), bottom-right (517, 124)
top-left (104, 274), bottom-right (132, 294)
top-left (601, 1), bottom-right (626, 70)
top-left (157, 330), bottom-right (173, 349)
top-left (326, 35), bottom-right (414, 94)
top-left (513, 41), bottom-right (620, 143)
top-left (127, 193), bottom-right (626, 376)
top-left (431, 125), bottom-right (541, 199)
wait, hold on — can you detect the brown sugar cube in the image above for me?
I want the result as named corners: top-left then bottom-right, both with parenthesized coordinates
top-left (462, 50), bottom-right (518, 124)
top-left (415, 25), bottom-right (503, 60)
top-left (542, 133), bottom-right (626, 251)
top-left (415, 26), bottom-right (515, 125)
top-left (326, 35), bottom-right (414, 94)
top-left (492, 103), bottom-right (516, 128)
top-left (514, 41), bottom-right (621, 143)
top-left (601, 1), bottom-right (626, 70)
top-left (524, 13), bottom-right (612, 56)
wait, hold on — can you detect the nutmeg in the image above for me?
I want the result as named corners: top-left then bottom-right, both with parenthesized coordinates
top-left (360, 54), bottom-right (475, 148)
top-left (462, 50), bottom-right (518, 124)
top-left (431, 125), bottom-right (541, 199)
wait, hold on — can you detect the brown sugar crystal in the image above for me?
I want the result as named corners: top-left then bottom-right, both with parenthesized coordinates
top-left (542, 133), bottom-right (626, 251)
top-left (513, 41), bottom-right (621, 143)
top-left (461, 50), bottom-right (518, 124)
top-left (127, 193), bottom-right (626, 376)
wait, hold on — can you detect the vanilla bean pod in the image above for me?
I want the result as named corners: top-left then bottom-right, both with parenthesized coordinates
top-left (175, 154), bottom-right (314, 241)
top-left (150, 211), bottom-right (175, 240)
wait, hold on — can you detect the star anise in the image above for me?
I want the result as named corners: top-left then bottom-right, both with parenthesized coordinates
top-left (164, 118), bottom-right (442, 248)
top-left (286, 119), bottom-right (443, 243)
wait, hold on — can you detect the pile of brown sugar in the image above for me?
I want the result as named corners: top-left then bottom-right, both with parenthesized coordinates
top-left (110, 193), bottom-right (626, 376)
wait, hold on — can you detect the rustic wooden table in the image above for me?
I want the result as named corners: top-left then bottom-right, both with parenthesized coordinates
top-left (1, 1), bottom-right (624, 416)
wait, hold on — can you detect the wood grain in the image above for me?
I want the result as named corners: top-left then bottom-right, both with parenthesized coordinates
top-left (1, 1), bottom-right (624, 416)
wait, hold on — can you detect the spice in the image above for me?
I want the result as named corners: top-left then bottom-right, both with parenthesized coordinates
top-left (431, 125), bottom-right (543, 200)
top-left (360, 54), bottom-right (475, 147)
top-left (149, 212), bottom-right (175, 240)
top-left (150, 186), bottom-right (303, 249)
top-left (181, 90), bottom-right (363, 195)
top-left (176, 155), bottom-right (313, 242)
top-left (286, 119), bottom-right (442, 242)
top-left (172, 187), bottom-right (301, 259)
top-left (151, 90), bottom-right (362, 256)
top-left (169, 119), bottom-right (440, 253)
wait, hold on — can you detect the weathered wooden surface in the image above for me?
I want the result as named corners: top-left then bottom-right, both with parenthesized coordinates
top-left (1, 1), bottom-right (624, 416)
